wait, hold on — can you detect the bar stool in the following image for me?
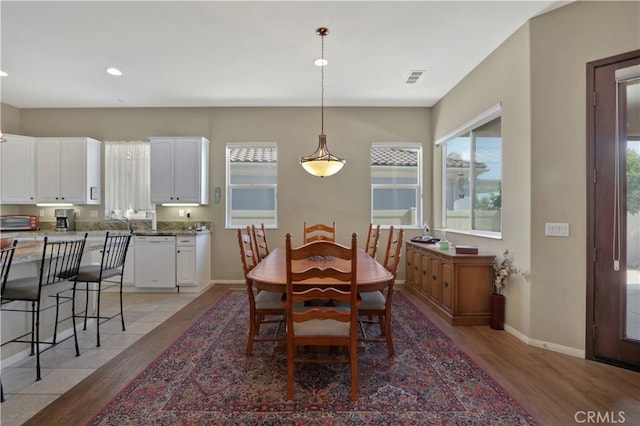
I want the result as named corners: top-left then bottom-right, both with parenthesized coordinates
top-left (71, 231), bottom-right (132, 349)
top-left (1, 234), bottom-right (87, 381)
top-left (0, 240), bottom-right (18, 401)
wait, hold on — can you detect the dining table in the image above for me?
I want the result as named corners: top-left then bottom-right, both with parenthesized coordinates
top-left (247, 247), bottom-right (393, 292)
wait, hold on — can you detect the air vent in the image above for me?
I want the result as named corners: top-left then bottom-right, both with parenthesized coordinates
top-left (404, 70), bottom-right (425, 85)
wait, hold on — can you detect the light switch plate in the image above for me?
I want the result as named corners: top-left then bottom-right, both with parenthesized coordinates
top-left (90, 210), bottom-right (98, 218)
top-left (545, 222), bottom-right (569, 237)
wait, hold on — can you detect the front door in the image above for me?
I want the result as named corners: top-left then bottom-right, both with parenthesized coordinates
top-left (587, 50), bottom-right (640, 371)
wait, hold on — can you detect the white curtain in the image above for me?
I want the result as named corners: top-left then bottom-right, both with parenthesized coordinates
top-left (104, 141), bottom-right (152, 215)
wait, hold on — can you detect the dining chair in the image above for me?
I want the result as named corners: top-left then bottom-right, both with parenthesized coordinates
top-left (69, 231), bottom-right (132, 349)
top-left (303, 221), bottom-right (336, 243)
top-left (237, 227), bottom-right (284, 356)
top-left (365, 223), bottom-right (381, 258)
top-left (358, 226), bottom-right (403, 357)
top-left (251, 223), bottom-right (270, 262)
top-left (285, 232), bottom-right (360, 401)
top-left (1, 234), bottom-right (87, 381)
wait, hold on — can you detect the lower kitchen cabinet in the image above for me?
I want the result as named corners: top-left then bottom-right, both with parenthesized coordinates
top-left (404, 241), bottom-right (494, 325)
top-left (176, 232), bottom-right (210, 291)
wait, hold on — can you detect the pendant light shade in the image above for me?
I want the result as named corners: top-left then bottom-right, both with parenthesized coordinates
top-left (300, 27), bottom-right (345, 178)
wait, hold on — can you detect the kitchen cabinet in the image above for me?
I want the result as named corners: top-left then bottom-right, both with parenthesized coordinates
top-left (176, 232), bottom-right (210, 291)
top-left (149, 137), bottom-right (209, 204)
top-left (404, 242), bottom-right (494, 325)
top-left (1, 134), bottom-right (36, 204)
top-left (35, 137), bottom-right (101, 204)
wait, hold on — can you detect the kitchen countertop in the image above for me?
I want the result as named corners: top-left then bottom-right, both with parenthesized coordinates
top-left (3, 229), bottom-right (211, 264)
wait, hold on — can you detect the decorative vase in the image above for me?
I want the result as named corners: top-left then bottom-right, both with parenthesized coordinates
top-left (490, 293), bottom-right (505, 330)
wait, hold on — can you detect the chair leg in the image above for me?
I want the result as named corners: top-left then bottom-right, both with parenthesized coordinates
top-left (72, 283), bottom-right (80, 356)
top-left (83, 283), bottom-right (90, 331)
top-left (96, 282), bottom-right (102, 347)
top-left (246, 314), bottom-right (256, 356)
top-left (34, 303), bottom-right (41, 381)
top-left (119, 280), bottom-right (126, 331)
top-left (29, 303), bottom-right (36, 356)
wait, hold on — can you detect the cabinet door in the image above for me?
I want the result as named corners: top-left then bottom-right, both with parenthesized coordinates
top-left (1, 135), bottom-right (36, 204)
top-left (420, 254), bottom-right (430, 295)
top-left (150, 139), bottom-right (176, 203)
top-left (59, 138), bottom-right (87, 202)
top-left (177, 245), bottom-right (196, 285)
top-left (428, 257), bottom-right (441, 302)
top-left (405, 248), bottom-right (414, 286)
top-left (173, 138), bottom-right (201, 203)
top-left (441, 262), bottom-right (453, 310)
top-left (35, 139), bottom-right (62, 202)
top-left (411, 250), bottom-right (422, 291)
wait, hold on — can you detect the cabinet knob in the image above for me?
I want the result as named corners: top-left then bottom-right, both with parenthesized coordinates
top-left (432, 275), bottom-right (436, 280)
top-left (443, 281), bottom-right (448, 287)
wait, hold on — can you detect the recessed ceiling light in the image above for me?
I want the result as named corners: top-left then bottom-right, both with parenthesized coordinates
top-left (314, 58), bottom-right (328, 67)
top-left (106, 67), bottom-right (122, 76)
top-left (0, 70), bottom-right (8, 77)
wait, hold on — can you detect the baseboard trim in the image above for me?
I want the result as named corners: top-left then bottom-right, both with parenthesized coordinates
top-left (504, 323), bottom-right (585, 358)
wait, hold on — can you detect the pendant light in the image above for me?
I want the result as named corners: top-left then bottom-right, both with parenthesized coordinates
top-left (300, 27), bottom-right (345, 178)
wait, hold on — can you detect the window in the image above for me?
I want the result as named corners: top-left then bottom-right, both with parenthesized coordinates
top-left (438, 105), bottom-right (502, 235)
top-left (370, 143), bottom-right (422, 227)
top-left (104, 141), bottom-right (153, 219)
top-left (226, 143), bottom-right (277, 228)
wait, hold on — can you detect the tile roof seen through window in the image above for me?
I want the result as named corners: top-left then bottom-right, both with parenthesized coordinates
top-left (229, 146), bottom-right (277, 163)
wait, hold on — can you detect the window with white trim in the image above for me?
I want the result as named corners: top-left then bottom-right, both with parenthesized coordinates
top-left (370, 143), bottom-right (422, 227)
top-left (104, 140), bottom-right (154, 219)
top-left (226, 143), bottom-right (277, 228)
top-left (438, 105), bottom-right (502, 235)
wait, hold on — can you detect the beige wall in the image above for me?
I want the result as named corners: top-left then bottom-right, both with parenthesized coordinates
top-left (529, 1), bottom-right (639, 350)
top-left (433, 0), bottom-right (639, 353)
top-left (432, 23), bottom-right (533, 335)
top-left (1, 103), bottom-right (21, 133)
top-left (12, 106), bottom-right (431, 282)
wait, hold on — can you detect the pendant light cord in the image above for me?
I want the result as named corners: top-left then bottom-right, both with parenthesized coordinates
top-left (320, 32), bottom-right (325, 133)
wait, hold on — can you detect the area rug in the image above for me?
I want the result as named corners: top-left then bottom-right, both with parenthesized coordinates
top-left (87, 291), bottom-right (538, 425)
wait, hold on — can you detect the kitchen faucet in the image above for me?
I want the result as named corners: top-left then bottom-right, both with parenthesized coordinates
top-left (111, 215), bottom-right (131, 232)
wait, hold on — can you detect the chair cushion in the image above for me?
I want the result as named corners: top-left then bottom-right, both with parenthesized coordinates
top-left (75, 265), bottom-right (123, 282)
top-left (293, 317), bottom-right (351, 336)
top-left (2, 276), bottom-right (40, 301)
top-left (359, 291), bottom-right (386, 310)
top-left (255, 291), bottom-right (284, 310)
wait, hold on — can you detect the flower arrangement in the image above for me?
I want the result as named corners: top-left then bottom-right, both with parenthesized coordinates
top-left (493, 249), bottom-right (525, 295)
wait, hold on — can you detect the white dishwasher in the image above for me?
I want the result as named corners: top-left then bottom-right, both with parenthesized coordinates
top-left (134, 235), bottom-right (176, 288)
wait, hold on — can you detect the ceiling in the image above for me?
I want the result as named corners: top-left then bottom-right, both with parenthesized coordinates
top-left (0, 1), bottom-right (570, 109)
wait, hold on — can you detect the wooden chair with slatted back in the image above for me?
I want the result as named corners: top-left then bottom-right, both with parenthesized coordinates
top-left (365, 223), bottom-right (381, 258)
top-left (303, 221), bottom-right (336, 243)
top-left (285, 232), bottom-right (359, 401)
top-left (251, 223), bottom-right (270, 262)
top-left (358, 226), bottom-right (403, 357)
top-left (237, 227), bottom-right (284, 356)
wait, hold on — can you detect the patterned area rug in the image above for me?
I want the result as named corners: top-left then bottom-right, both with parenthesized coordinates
top-left (88, 291), bottom-right (538, 425)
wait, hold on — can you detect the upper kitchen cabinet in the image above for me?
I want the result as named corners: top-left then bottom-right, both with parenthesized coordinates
top-left (1, 134), bottom-right (37, 204)
top-left (149, 137), bottom-right (209, 205)
top-left (35, 137), bottom-right (101, 204)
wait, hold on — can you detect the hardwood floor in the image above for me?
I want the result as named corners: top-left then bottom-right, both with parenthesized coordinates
top-left (22, 285), bottom-right (640, 425)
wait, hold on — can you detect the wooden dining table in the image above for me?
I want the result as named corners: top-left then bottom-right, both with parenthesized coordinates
top-left (247, 247), bottom-right (393, 292)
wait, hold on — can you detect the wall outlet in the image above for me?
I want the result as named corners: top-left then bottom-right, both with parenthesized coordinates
top-left (75, 210), bottom-right (81, 217)
top-left (178, 209), bottom-right (185, 218)
top-left (545, 222), bottom-right (569, 237)
top-left (90, 210), bottom-right (98, 218)
top-left (39, 209), bottom-right (45, 217)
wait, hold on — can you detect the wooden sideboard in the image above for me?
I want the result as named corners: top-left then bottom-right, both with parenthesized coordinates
top-left (404, 241), bottom-right (494, 325)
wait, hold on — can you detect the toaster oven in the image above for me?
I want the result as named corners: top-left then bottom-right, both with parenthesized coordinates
top-left (0, 215), bottom-right (39, 231)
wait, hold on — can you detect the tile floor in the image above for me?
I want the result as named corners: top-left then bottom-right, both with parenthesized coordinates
top-left (1, 290), bottom-right (202, 426)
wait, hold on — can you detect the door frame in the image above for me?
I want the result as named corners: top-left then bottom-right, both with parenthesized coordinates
top-left (586, 49), bottom-right (640, 360)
